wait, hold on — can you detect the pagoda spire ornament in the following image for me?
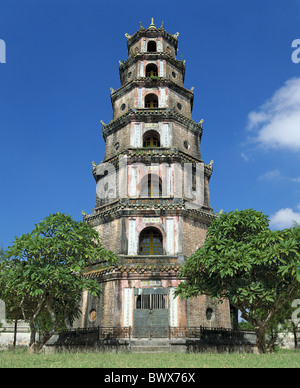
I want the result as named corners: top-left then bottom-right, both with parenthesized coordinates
top-left (148, 17), bottom-right (156, 30)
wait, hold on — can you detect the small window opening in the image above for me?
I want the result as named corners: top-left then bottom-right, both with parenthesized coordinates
top-left (140, 174), bottom-right (162, 197)
top-left (146, 63), bottom-right (158, 77)
top-left (143, 130), bottom-right (160, 148)
top-left (89, 309), bottom-right (97, 322)
top-left (145, 94), bottom-right (158, 108)
top-left (206, 308), bottom-right (214, 321)
top-left (147, 41), bottom-right (157, 52)
top-left (184, 140), bottom-right (190, 149)
top-left (192, 164), bottom-right (196, 191)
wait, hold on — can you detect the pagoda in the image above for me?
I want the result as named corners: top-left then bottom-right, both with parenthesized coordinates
top-left (79, 19), bottom-right (231, 337)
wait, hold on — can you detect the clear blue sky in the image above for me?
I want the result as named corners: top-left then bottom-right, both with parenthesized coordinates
top-left (1, 0), bottom-right (300, 249)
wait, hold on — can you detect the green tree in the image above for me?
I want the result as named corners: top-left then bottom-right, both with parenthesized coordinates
top-left (176, 209), bottom-right (300, 353)
top-left (0, 243), bottom-right (24, 348)
top-left (0, 244), bottom-right (4, 260)
top-left (0, 213), bottom-right (116, 353)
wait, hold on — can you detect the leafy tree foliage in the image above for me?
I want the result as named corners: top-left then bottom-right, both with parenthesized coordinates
top-left (176, 209), bottom-right (300, 353)
top-left (0, 213), bottom-right (116, 353)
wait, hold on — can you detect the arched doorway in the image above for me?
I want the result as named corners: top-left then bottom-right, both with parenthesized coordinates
top-left (139, 227), bottom-right (163, 255)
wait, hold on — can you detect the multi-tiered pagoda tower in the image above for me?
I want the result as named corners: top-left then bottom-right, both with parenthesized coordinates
top-left (79, 20), bottom-right (231, 337)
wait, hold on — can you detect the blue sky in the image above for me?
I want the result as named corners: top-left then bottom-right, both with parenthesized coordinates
top-left (0, 0), bottom-right (300, 249)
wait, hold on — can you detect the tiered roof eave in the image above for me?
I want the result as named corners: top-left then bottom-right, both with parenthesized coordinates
top-left (101, 107), bottom-right (203, 141)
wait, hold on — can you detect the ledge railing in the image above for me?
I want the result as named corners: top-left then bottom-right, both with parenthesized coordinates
top-left (56, 326), bottom-right (253, 343)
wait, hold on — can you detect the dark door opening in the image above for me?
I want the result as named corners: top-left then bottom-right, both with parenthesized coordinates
top-left (133, 288), bottom-right (169, 338)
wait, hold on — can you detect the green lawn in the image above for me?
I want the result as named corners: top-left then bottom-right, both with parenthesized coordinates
top-left (0, 349), bottom-right (299, 368)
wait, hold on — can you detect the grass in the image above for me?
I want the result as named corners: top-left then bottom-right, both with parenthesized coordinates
top-left (0, 349), bottom-right (299, 368)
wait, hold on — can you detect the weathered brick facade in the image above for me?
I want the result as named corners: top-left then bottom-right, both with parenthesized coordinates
top-left (77, 20), bottom-right (232, 335)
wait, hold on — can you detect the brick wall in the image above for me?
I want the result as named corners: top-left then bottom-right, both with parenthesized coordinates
top-left (172, 122), bottom-right (201, 160)
top-left (94, 218), bottom-right (122, 254)
top-left (181, 217), bottom-right (208, 257)
top-left (104, 123), bottom-right (131, 160)
top-left (186, 295), bottom-right (231, 329)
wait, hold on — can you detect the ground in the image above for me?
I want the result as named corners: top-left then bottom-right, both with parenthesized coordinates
top-left (0, 349), bottom-right (299, 368)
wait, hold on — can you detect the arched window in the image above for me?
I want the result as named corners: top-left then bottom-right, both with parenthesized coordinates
top-left (145, 94), bottom-right (158, 109)
top-left (139, 227), bottom-right (163, 255)
top-left (140, 174), bottom-right (162, 197)
top-left (147, 41), bottom-right (157, 52)
top-left (146, 63), bottom-right (158, 77)
top-left (143, 130), bottom-right (160, 148)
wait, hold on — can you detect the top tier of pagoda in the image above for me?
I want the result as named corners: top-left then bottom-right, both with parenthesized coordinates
top-left (101, 19), bottom-right (203, 164)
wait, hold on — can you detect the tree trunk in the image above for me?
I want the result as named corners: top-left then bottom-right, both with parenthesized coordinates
top-left (35, 331), bottom-right (54, 353)
top-left (27, 298), bottom-right (46, 353)
top-left (256, 327), bottom-right (267, 353)
top-left (266, 327), bottom-right (278, 352)
top-left (13, 320), bottom-right (18, 350)
top-left (28, 321), bottom-right (37, 354)
top-left (292, 322), bottom-right (298, 352)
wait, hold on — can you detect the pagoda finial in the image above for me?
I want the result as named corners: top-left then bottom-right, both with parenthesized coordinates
top-left (148, 17), bottom-right (156, 30)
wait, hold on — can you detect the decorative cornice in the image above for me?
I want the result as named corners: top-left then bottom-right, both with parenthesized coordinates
top-left (102, 107), bottom-right (203, 140)
top-left (110, 77), bottom-right (193, 103)
top-left (84, 263), bottom-right (182, 279)
top-left (119, 52), bottom-right (185, 73)
top-left (92, 149), bottom-right (212, 182)
top-left (83, 198), bottom-right (216, 226)
top-left (126, 27), bottom-right (178, 53)
top-left (95, 147), bottom-right (204, 172)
